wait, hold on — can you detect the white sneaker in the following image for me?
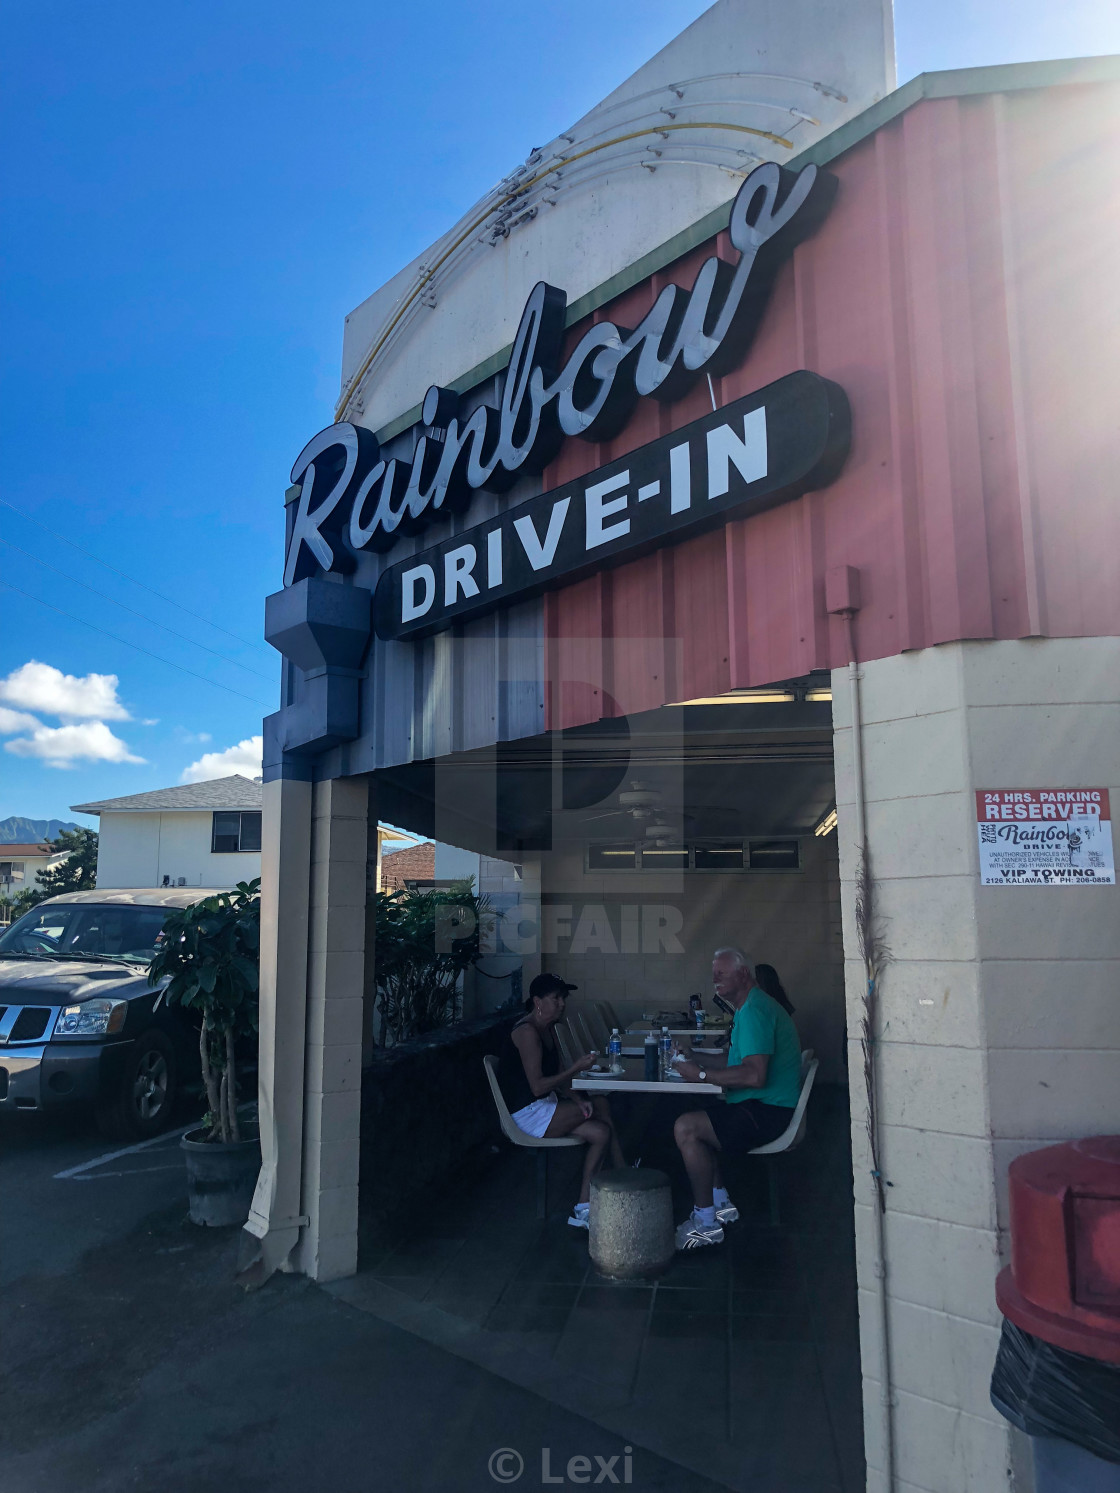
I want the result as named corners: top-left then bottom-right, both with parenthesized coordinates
top-left (568, 1204), bottom-right (590, 1230)
top-left (714, 1199), bottom-right (740, 1224)
top-left (675, 1212), bottom-right (725, 1250)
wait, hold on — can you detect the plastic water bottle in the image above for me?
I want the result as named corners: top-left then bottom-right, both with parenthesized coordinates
top-left (659, 1026), bottom-right (673, 1081)
top-left (608, 1027), bottom-right (623, 1073)
top-left (644, 1030), bottom-right (659, 1081)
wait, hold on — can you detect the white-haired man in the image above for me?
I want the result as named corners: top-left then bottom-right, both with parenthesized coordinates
top-left (672, 946), bottom-right (801, 1249)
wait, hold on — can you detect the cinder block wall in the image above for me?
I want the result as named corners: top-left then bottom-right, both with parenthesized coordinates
top-left (541, 833), bottom-right (845, 1080)
top-left (834, 637), bottom-right (1120, 1493)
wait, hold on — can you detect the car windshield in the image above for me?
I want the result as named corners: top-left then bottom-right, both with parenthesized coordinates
top-left (0, 903), bottom-right (169, 963)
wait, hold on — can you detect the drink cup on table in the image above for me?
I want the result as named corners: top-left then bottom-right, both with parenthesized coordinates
top-left (659, 1027), bottom-right (673, 1080)
top-left (608, 1027), bottom-right (623, 1072)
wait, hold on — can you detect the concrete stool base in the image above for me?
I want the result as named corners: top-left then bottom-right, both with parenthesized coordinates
top-left (589, 1168), bottom-right (674, 1280)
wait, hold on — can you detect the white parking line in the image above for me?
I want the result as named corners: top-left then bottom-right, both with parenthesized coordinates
top-left (53, 1124), bottom-right (193, 1180)
top-left (70, 1163), bottom-right (184, 1181)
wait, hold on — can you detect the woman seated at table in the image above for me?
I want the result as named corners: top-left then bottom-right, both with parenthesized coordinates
top-left (753, 962), bottom-right (796, 1016)
top-left (496, 972), bottom-right (625, 1229)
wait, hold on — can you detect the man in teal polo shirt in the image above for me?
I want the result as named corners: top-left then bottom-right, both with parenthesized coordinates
top-left (672, 946), bottom-right (801, 1249)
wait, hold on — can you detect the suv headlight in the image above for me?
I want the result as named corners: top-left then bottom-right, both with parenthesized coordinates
top-left (53, 999), bottom-right (129, 1037)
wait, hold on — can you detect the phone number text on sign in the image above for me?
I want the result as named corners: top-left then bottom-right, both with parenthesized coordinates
top-left (975, 790), bottom-right (1115, 887)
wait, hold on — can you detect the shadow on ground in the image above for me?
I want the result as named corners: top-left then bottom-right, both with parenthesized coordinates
top-left (4, 1155), bottom-right (728, 1491)
top-left (336, 1084), bottom-right (864, 1493)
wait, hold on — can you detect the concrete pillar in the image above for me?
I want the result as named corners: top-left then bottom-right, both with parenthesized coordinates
top-left (243, 776), bottom-right (313, 1283)
top-left (834, 636), bottom-right (1120, 1493)
top-left (293, 775), bottom-right (368, 1281)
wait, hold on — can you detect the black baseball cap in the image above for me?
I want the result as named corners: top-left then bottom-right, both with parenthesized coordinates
top-left (528, 973), bottom-right (578, 1000)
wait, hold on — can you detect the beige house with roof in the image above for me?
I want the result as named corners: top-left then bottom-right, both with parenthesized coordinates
top-left (72, 777), bottom-right (266, 890)
top-left (72, 777), bottom-right (413, 892)
top-left (0, 842), bottom-right (69, 902)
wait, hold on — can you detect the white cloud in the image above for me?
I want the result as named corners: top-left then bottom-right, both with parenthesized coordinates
top-left (5, 721), bottom-right (146, 770)
top-left (0, 661), bottom-right (130, 720)
top-left (0, 705), bottom-right (41, 734)
top-left (181, 734), bottom-right (263, 784)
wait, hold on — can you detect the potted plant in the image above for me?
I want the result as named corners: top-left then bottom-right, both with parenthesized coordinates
top-left (148, 878), bottom-right (262, 1226)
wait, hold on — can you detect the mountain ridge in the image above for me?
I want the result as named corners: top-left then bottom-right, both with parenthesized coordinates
top-left (0, 817), bottom-right (81, 845)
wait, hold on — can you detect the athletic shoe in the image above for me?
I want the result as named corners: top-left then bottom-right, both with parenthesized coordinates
top-left (715, 1200), bottom-right (740, 1224)
top-left (567, 1205), bottom-right (590, 1230)
top-left (675, 1213), bottom-right (725, 1250)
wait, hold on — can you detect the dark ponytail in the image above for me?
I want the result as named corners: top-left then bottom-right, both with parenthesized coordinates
top-left (754, 963), bottom-right (794, 1016)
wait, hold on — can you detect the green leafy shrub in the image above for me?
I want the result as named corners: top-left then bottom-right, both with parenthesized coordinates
top-left (148, 879), bottom-right (260, 1142)
top-left (373, 882), bottom-right (490, 1043)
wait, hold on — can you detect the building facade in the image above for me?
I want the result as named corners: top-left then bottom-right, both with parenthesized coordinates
top-left (72, 777), bottom-right (264, 890)
top-left (249, 15), bottom-right (1120, 1491)
top-left (0, 842), bottom-right (67, 903)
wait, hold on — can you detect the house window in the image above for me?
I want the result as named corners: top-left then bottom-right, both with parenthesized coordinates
top-left (640, 846), bottom-right (689, 870)
top-left (587, 843), bottom-right (638, 871)
top-left (747, 839), bottom-right (800, 870)
top-left (694, 842), bottom-right (745, 870)
top-left (211, 811), bottom-right (262, 854)
top-left (0, 862), bottom-right (25, 881)
top-left (585, 838), bottom-right (802, 872)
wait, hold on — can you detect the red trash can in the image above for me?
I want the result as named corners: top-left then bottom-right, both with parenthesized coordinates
top-left (991, 1137), bottom-right (1120, 1491)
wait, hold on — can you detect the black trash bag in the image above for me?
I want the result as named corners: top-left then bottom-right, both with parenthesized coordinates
top-left (991, 1320), bottom-right (1120, 1465)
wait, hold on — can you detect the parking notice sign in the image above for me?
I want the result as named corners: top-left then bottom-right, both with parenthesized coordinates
top-left (976, 790), bottom-right (1115, 886)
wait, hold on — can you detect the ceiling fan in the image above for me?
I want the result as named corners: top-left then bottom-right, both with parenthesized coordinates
top-left (580, 780), bottom-right (667, 824)
top-left (577, 779), bottom-right (732, 844)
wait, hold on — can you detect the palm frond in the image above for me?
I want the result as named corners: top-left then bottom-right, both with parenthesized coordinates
top-left (855, 850), bottom-right (891, 1213)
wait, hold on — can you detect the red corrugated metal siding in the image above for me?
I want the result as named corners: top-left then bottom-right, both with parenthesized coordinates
top-left (543, 84), bottom-right (1120, 730)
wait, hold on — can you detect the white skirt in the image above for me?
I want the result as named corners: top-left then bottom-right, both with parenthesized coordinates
top-left (511, 1092), bottom-right (558, 1139)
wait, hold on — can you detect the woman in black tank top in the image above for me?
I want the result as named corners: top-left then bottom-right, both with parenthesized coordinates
top-left (496, 1014), bottom-right (563, 1114)
top-left (497, 973), bottom-right (625, 1226)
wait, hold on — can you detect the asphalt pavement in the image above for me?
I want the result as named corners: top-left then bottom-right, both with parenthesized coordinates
top-left (1, 1109), bottom-right (731, 1493)
top-left (0, 1107), bottom-right (194, 1286)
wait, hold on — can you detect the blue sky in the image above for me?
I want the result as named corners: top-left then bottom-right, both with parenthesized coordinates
top-left (3, 0), bottom-right (1118, 827)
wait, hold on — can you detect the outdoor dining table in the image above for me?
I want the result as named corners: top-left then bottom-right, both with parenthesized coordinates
top-left (572, 1054), bottom-right (722, 1096)
top-left (618, 1026), bottom-right (729, 1060)
top-left (623, 1023), bottom-right (730, 1039)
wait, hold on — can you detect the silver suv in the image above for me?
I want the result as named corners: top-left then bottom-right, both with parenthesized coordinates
top-left (0, 888), bottom-right (224, 1138)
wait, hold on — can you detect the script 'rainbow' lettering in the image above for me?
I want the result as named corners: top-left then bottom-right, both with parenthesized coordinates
top-left (283, 161), bottom-right (834, 587)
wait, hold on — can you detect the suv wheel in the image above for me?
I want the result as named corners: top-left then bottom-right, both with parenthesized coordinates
top-left (96, 1029), bottom-right (178, 1140)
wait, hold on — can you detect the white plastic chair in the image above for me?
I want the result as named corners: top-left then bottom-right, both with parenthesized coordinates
top-left (747, 1050), bottom-right (819, 1226)
top-left (595, 999), bottom-right (622, 1032)
top-left (580, 1005), bottom-right (612, 1053)
top-left (570, 1009), bottom-right (598, 1057)
top-left (553, 1020), bottom-right (579, 1069)
top-left (483, 1055), bottom-right (583, 1218)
